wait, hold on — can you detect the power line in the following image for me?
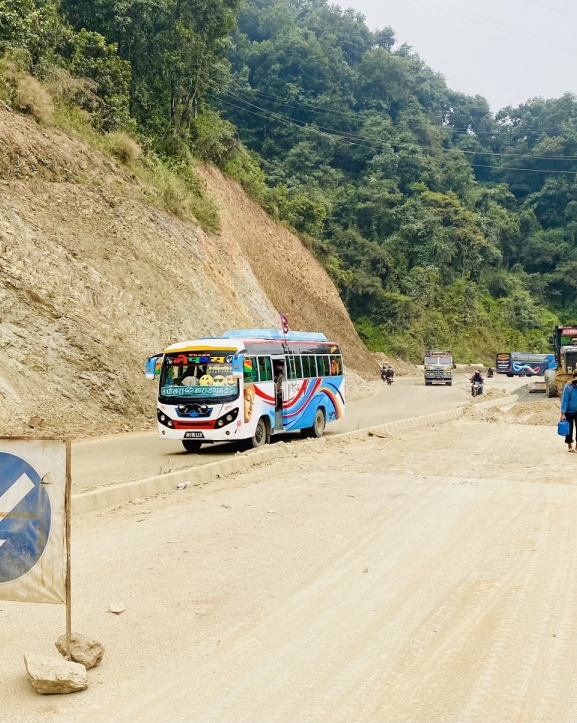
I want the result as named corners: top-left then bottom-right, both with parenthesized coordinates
top-left (406, 0), bottom-right (577, 55)
top-left (470, 163), bottom-right (577, 176)
top-left (528, 0), bottom-right (577, 19)
top-left (214, 91), bottom-right (577, 174)
top-left (227, 84), bottom-right (577, 138)
top-left (230, 85), bottom-right (362, 123)
top-left (218, 87), bottom-right (577, 162)
top-left (207, 92), bottom-right (381, 152)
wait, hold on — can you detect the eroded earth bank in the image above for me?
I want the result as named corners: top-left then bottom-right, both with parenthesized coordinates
top-left (0, 108), bottom-right (375, 438)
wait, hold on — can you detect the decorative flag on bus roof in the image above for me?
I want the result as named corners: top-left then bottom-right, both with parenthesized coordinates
top-left (279, 313), bottom-right (290, 335)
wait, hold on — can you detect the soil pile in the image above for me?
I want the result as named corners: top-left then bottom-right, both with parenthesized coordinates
top-left (0, 109), bottom-right (374, 437)
top-left (467, 398), bottom-right (560, 426)
top-left (471, 387), bottom-right (509, 404)
top-left (372, 352), bottom-right (419, 377)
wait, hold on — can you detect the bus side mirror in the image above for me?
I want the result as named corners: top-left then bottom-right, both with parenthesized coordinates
top-left (231, 354), bottom-right (243, 379)
top-left (144, 353), bottom-right (163, 381)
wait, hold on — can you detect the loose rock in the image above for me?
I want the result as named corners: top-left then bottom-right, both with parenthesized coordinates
top-left (24, 654), bottom-right (88, 695)
top-left (55, 633), bottom-right (104, 670)
top-left (108, 602), bottom-right (126, 614)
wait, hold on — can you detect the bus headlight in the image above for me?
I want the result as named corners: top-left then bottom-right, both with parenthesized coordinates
top-left (216, 408), bottom-right (239, 428)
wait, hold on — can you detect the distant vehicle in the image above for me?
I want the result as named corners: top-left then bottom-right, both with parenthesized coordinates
top-left (544, 325), bottom-right (577, 398)
top-left (495, 352), bottom-right (556, 377)
top-left (424, 350), bottom-right (453, 386)
top-left (144, 330), bottom-right (345, 452)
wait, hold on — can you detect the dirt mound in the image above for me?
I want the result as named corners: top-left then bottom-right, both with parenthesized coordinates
top-left (466, 399), bottom-right (560, 426)
top-left (372, 352), bottom-right (418, 377)
top-left (344, 368), bottom-right (382, 401)
top-left (471, 387), bottom-right (509, 404)
top-left (0, 108), bottom-right (374, 437)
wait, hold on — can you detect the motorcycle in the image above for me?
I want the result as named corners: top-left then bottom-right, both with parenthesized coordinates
top-left (386, 375), bottom-right (393, 385)
top-left (471, 381), bottom-right (483, 397)
top-left (487, 368), bottom-right (494, 378)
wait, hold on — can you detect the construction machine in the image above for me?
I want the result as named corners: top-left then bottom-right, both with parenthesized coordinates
top-left (544, 325), bottom-right (577, 398)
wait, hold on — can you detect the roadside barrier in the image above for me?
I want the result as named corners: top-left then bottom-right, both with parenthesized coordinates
top-left (71, 395), bottom-right (519, 515)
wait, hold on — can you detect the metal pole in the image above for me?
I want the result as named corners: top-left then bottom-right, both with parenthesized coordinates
top-left (65, 437), bottom-right (72, 660)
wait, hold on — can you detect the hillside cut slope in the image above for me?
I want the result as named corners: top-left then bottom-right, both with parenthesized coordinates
top-left (0, 108), bottom-right (374, 437)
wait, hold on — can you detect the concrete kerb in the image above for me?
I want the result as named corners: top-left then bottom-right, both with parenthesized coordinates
top-left (71, 406), bottom-right (474, 515)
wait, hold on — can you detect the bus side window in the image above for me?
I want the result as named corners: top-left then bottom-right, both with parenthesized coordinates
top-left (293, 355), bottom-right (303, 379)
top-left (287, 356), bottom-right (297, 380)
top-left (330, 355), bottom-right (342, 375)
top-left (302, 355), bottom-right (316, 378)
top-left (244, 356), bottom-right (257, 383)
top-left (258, 356), bottom-right (272, 382)
top-left (316, 356), bottom-right (329, 377)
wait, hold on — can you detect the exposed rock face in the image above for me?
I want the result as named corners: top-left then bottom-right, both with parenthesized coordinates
top-left (55, 633), bottom-right (104, 670)
top-left (24, 653), bottom-right (88, 694)
top-left (0, 107), bottom-right (374, 439)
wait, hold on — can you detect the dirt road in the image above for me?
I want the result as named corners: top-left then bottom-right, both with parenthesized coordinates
top-left (3, 396), bottom-right (574, 723)
top-left (71, 374), bottom-right (525, 493)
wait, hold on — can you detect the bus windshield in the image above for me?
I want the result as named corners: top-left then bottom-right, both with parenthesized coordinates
top-left (160, 351), bottom-right (239, 401)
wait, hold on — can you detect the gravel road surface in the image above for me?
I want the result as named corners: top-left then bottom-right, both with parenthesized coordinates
top-left (71, 374), bottom-right (526, 493)
top-left (2, 391), bottom-right (571, 723)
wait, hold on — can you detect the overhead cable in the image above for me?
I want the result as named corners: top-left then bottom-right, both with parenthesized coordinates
top-left (228, 84), bottom-right (577, 138)
top-left (217, 87), bottom-right (577, 162)
top-left (406, 0), bottom-right (577, 55)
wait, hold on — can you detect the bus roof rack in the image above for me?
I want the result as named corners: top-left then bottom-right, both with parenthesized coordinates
top-left (220, 329), bottom-right (328, 343)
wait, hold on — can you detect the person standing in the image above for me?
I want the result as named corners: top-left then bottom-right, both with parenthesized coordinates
top-left (560, 371), bottom-right (577, 453)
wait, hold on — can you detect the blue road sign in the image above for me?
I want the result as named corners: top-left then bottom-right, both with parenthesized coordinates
top-left (0, 452), bottom-right (52, 584)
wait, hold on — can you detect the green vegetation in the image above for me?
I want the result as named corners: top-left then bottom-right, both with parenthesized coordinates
top-left (1, 0), bottom-right (576, 362)
top-left (217, 0), bottom-right (577, 361)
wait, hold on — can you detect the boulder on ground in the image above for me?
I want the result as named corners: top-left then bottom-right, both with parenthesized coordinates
top-left (24, 653), bottom-right (88, 695)
top-left (55, 633), bottom-right (104, 670)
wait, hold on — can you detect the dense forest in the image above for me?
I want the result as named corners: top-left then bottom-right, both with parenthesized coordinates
top-left (2, 0), bottom-right (576, 361)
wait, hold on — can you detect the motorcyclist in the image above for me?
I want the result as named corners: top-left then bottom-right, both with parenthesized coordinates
top-left (487, 367), bottom-right (494, 378)
top-left (385, 365), bottom-right (395, 380)
top-left (470, 370), bottom-right (484, 394)
top-left (380, 365), bottom-right (387, 381)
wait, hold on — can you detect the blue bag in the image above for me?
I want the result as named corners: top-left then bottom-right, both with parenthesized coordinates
top-left (558, 420), bottom-right (570, 437)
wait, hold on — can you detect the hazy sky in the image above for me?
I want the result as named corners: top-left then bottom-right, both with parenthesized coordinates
top-left (343, 0), bottom-right (577, 111)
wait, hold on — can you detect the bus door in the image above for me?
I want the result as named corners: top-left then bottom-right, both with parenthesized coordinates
top-left (271, 356), bottom-right (285, 431)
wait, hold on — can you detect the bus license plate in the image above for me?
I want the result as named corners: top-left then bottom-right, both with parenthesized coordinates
top-left (184, 432), bottom-right (205, 439)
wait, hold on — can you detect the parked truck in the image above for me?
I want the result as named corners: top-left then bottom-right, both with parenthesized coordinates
top-left (424, 350), bottom-right (453, 386)
top-left (544, 325), bottom-right (577, 398)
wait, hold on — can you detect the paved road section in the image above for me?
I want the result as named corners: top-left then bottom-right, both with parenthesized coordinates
top-left (1, 410), bottom-right (572, 723)
top-left (71, 375), bottom-right (527, 492)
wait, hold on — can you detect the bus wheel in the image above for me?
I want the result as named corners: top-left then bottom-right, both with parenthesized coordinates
top-left (249, 417), bottom-right (268, 448)
top-left (303, 407), bottom-right (326, 439)
top-left (182, 440), bottom-right (202, 453)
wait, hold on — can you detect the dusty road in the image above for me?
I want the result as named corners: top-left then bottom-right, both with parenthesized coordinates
top-left (3, 395), bottom-right (574, 723)
top-left (71, 374), bottom-right (526, 493)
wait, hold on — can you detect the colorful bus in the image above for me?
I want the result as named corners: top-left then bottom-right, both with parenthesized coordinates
top-left (144, 330), bottom-right (345, 452)
top-left (495, 352), bottom-right (556, 377)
